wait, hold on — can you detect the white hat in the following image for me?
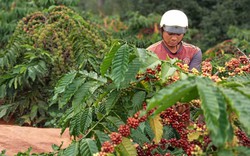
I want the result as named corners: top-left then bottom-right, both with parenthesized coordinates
top-left (160, 10), bottom-right (188, 34)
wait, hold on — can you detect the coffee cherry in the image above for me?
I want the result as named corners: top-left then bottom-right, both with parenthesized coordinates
top-left (127, 117), bottom-right (139, 129)
top-left (118, 125), bottom-right (131, 137)
top-left (110, 132), bottom-right (122, 145)
top-left (101, 141), bottom-right (114, 153)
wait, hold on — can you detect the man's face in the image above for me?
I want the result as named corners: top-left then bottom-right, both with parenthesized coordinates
top-left (162, 31), bottom-right (184, 47)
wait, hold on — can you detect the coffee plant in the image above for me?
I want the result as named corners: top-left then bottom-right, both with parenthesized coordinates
top-left (37, 40), bottom-right (249, 156)
top-left (100, 12), bottom-right (161, 48)
top-left (0, 5), bottom-right (110, 126)
top-left (0, 0), bottom-right (79, 48)
top-left (0, 0), bottom-right (37, 48)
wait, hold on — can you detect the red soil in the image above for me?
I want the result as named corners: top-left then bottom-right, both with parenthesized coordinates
top-left (0, 120), bottom-right (71, 156)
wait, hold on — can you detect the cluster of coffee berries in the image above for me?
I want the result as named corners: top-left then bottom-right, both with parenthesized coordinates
top-left (96, 102), bottom-right (152, 156)
top-left (131, 106), bottom-right (203, 156)
top-left (168, 136), bottom-right (204, 156)
top-left (118, 125), bottom-right (130, 137)
top-left (160, 107), bottom-right (190, 138)
top-left (101, 141), bottom-right (114, 153)
top-left (235, 129), bottom-right (250, 147)
top-left (201, 60), bottom-right (213, 76)
top-left (190, 99), bottom-right (201, 108)
top-left (96, 133), bottom-right (122, 156)
top-left (136, 64), bottom-right (161, 82)
top-left (191, 68), bottom-right (200, 75)
top-left (127, 117), bottom-right (140, 129)
top-left (110, 132), bottom-right (122, 145)
top-left (225, 58), bottom-right (241, 71)
top-left (224, 56), bottom-right (250, 76)
top-left (193, 123), bottom-right (207, 132)
top-left (97, 102), bottom-right (211, 156)
top-left (190, 144), bottom-right (203, 155)
top-left (216, 66), bottom-right (226, 73)
top-left (210, 75), bottom-right (222, 82)
top-left (159, 107), bottom-right (210, 155)
top-left (241, 64), bottom-right (250, 73)
top-left (203, 135), bottom-right (212, 147)
top-left (165, 74), bottom-right (180, 85)
top-left (239, 56), bottom-right (250, 65)
top-left (176, 62), bottom-right (189, 73)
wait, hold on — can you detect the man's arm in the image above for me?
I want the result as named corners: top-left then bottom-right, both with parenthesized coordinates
top-left (189, 50), bottom-right (202, 71)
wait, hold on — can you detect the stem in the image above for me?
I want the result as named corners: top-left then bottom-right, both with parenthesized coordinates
top-left (83, 92), bottom-right (121, 138)
top-left (236, 47), bottom-right (250, 62)
top-left (214, 71), bottom-right (219, 76)
top-left (82, 112), bottom-right (108, 138)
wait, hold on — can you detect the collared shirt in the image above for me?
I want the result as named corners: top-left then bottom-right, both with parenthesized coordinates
top-left (147, 41), bottom-right (202, 71)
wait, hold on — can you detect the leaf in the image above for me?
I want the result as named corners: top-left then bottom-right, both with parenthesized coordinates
top-left (219, 81), bottom-right (244, 88)
top-left (105, 90), bottom-right (121, 112)
top-left (188, 131), bottom-right (202, 141)
top-left (0, 84), bottom-right (6, 98)
top-left (100, 41), bottom-right (121, 76)
top-left (136, 48), bottom-right (148, 63)
top-left (27, 66), bottom-right (36, 81)
top-left (79, 139), bottom-right (98, 156)
top-left (59, 108), bottom-right (74, 135)
top-left (111, 44), bottom-right (130, 88)
top-left (162, 125), bottom-right (177, 140)
top-left (144, 121), bottom-right (155, 141)
top-left (169, 148), bottom-right (185, 156)
top-left (71, 81), bottom-right (99, 108)
top-left (137, 48), bottom-right (161, 71)
top-left (94, 130), bottom-right (110, 146)
top-left (69, 108), bottom-right (92, 136)
top-left (147, 77), bottom-right (196, 115)
top-left (234, 146), bottom-right (250, 156)
top-left (20, 115), bottom-right (31, 125)
top-left (234, 85), bottom-right (250, 98)
top-left (0, 107), bottom-right (7, 118)
top-left (52, 71), bottom-right (77, 101)
top-left (216, 88), bottom-right (234, 143)
top-left (63, 141), bottom-right (79, 156)
top-left (106, 116), bottom-right (125, 129)
top-left (180, 86), bottom-right (199, 102)
top-left (79, 70), bottom-right (107, 83)
top-left (20, 66), bottom-right (27, 74)
top-left (196, 77), bottom-right (224, 146)
top-left (58, 78), bottom-right (85, 109)
top-left (121, 57), bottom-right (141, 87)
top-left (14, 77), bottom-right (18, 89)
top-left (115, 137), bottom-right (137, 156)
top-left (220, 88), bottom-right (250, 135)
top-left (131, 91), bottom-right (146, 114)
top-left (226, 74), bottom-right (250, 84)
top-left (34, 61), bottom-right (47, 75)
top-left (139, 80), bottom-right (151, 92)
top-left (217, 149), bottom-right (234, 156)
top-left (160, 62), bottom-right (177, 81)
top-left (30, 105), bottom-right (38, 120)
top-left (130, 128), bottom-right (150, 145)
top-left (149, 114), bottom-right (163, 143)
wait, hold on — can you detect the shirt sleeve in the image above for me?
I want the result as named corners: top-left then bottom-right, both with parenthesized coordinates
top-left (189, 50), bottom-right (202, 71)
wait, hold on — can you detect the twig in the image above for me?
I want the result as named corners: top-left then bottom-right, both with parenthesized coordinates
top-left (236, 47), bottom-right (250, 62)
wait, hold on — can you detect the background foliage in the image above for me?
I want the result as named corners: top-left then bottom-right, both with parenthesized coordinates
top-left (78, 0), bottom-right (250, 52)
top-left (1, 0), bottom-right (250, 52)
top-left (0, 0), bottom-right (79, 48)
top-left (0, 5), bottom-right (110, 126)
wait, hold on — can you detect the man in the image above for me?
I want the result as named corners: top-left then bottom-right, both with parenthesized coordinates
top-left (147, 9), bottom-right (202, 71)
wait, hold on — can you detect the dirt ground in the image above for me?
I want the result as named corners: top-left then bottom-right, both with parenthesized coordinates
top-left (0, 120), bottom-right (71, 156)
